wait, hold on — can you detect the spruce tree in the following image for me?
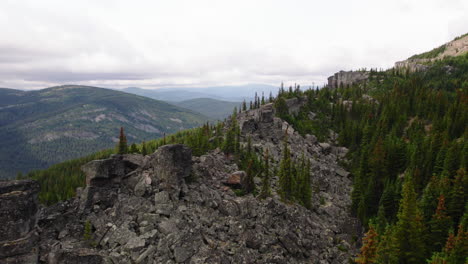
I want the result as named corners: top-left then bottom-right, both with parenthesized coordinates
top-left (356, 225), bottom-right (379, 264)
top-left (243, 160), bottom-right (255, 194)
top-left (393, 175), bottom-right (426, 263)
top-left (129, 143), bottom-right (138, 153)
top-left (116, 127), bottom-right (128, 154)
top-left (375, 225), bottom-right (399, 264)
top-left (448, 168), bottom-right (466, 227)
top-left (278, 134), bottom-right (293, 200)
top-left (429, 194), bottom-right (452, 252)
top-left (259, 148), bottom-right (271, 198)
top-left (141, 141), bottom-right (148, 155)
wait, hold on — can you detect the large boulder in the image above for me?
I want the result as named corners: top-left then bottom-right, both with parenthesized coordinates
top-left (149, 144), bottom-right (192, 189)
top-left (81, 154), bottom-right (143, 187)
top-left (0, 180), bottom-right (40, 264)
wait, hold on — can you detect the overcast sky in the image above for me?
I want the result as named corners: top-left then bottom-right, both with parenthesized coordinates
top-left (1, 0), bottom-right (467, 90)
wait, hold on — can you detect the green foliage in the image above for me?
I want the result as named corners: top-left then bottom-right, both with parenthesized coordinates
top-left (259, 149), bottom-right (271, 198)
top-left (83, 220), bottom-right (93, 244)
top-left (277, 136), bottom-right (312, 208)
top-left (174, 98), bottom-right (240, 120)
top-left (274, 54), bottom-right (468, 261)
top-left (0, 85), bottom-right (208, 179)
top-left (278, 135), bottom-right (294, 200)
top-left (392, 175), bottom-right (427, 263)
top-left (356, 225), bottom-right (379, 264)
top-left (409, 44), bottom-right (446, 60)
top-left (116, 127), bottom-right (128, 154)
top-left (26, 149), bottom-right (113, 205)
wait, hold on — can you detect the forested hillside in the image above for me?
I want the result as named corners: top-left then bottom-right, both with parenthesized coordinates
top-left (21, 45), bottom-right (467, 263)
top-left (0, 85), bottom-right (208, 178)
top-left (174, 98), bottom-right (241, 120)
top-left (274, 54), bottom-right (467, 263)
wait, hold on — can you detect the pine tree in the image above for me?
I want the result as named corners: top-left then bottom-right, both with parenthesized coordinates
top-left (259, 148), bottom-right (271, 198)
top-left (429, 194), bottom-right (452, 252)
top-left (243, 160), bottom-right (255, 194)
top-left (242, 100), bottom-right (247, 111)
top-left (116, 127), bottom-right (128, 154)
top-left (274, 97), bottom-right (289, 118)
top-left (129, 143), bottom-right (138, 153)
top-left (356, 225), bottom-right (379, 264)
top-left (448, 168), bottom-right (466, 227)
top-left (278, 134), bottom-right (293, 200)
top-left (393, 175), bottom-right (426, 263)
top-left (141, 141), bottom-right (148, 155)
top-left (295, 155), bottom-right (312, 209)
top-left (375, 225), bottom-right (399, 264)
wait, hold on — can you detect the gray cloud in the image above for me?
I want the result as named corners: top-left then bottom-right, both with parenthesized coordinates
top-left (0, 0), bottom-right (467, 90)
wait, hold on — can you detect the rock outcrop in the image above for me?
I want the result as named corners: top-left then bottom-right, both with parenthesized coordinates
top-left (0, 101), bottom-right (360, 263)
top-left (0, 180), bottom-right (40, 264)
top-left (327, 70), bottom-right (369, 89)
top-left (394, 34), bottom-right (468, 72)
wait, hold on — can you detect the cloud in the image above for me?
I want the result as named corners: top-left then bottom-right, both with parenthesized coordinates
top-left (1, 0), bottom-right (467, 90)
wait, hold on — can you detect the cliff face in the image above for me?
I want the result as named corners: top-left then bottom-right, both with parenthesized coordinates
top-left (394, 34), bottom-right (468, 72)
top-left (0, 101), bottom-right (360, 264)
top-left (327, 71), bottom-right (369, 89)
top-left (0, 180), bottom-right (40, 264)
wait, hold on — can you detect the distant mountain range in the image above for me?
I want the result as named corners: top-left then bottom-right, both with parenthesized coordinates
top-left (0, 85), bottom-right (208, 178)
top-left (173, 98), bottom-right (241, 120)
top-left (121, 84), bottom-right (279, 102)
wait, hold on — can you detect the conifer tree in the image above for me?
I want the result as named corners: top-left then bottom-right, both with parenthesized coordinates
top-left (448, 168), bottom-right (466, 227)
top-left (243, 160), bottom-right (255, 194)
top-left (242, 100), bottom-right (247, 111)
top-left (129, 143), bottom-right (138, 153)
top-left (393, 175), bottom-right (426, 263)
top-left (429, 194), bottom-right (452, 252)
top-left (141, 141), bottom-right (148, 155)
top-left (116, 127), bottom-right (128, 154)
top-left (356, 225), bottom-right (379, 264)
top-left (278, 133), bottom-right (293, 200)
top-left (259, 148), bottom-right (271, 198)
top-left (274, 97), bottom-right (289, 118)
top-left (375, 225), bottom-right (399, 264)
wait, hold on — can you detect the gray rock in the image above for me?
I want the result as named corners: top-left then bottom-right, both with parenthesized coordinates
top-left (327, 70), bottom-right (369, 89)
top-left (0, 180), bottom-right (39, 263)
top-left (149, 144), bottom-right (192, 189)
top-left (174, 244), bottom-right (194, 263)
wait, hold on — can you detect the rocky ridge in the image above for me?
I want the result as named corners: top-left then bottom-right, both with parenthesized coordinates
top-left (327, 71), bottom-right (369, 89)
top-left (394, 34), bottom-right (468, 72)
top-left (0, 99), bottom-right (360, 263)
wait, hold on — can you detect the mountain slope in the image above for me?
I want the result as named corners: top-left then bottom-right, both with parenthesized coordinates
top-left (174, 98), bottom-right (241, 120)
top-left (0, 85), bottom-right (208, 178)
top-left (122, 84), bottom-right (278, 102)
top-left (4, 98), bottom-right (358, 263)
top-left (395, 33), bottom-right (468, 71)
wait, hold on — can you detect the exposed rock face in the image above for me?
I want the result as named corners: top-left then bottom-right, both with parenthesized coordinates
top-left (0, 180), bottom-right (40, 264)
top-left (0, 102), bottom-right (360, 263)
top-left (394, 34), bottom-right (468, 72)
top-left (149, 144), bottom-right (192, 189)
top-left (327, 70), bottom-right (369, 89)
top-left (394, 60), bottom-right (429, 72)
